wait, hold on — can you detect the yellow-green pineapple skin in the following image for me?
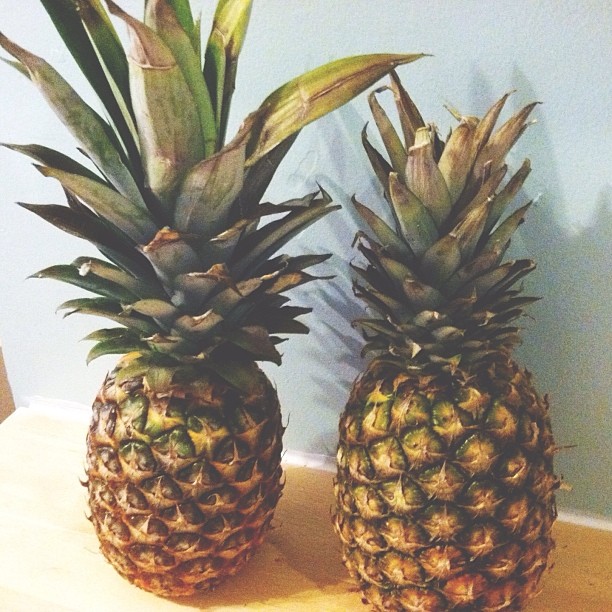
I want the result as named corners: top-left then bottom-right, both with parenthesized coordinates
top-left (335, 359), bottom-right (556, 611)
top-left (87, 358), bottom-right (283, 596)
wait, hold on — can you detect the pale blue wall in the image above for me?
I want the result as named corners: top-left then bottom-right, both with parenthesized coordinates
top-left (0, 1), bottom-right (610, 519)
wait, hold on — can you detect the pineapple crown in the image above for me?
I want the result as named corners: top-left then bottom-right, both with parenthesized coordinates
top-left (0, 0), bottom-right (423, 389)
top-left (352, 71), bottom-right (540, 378)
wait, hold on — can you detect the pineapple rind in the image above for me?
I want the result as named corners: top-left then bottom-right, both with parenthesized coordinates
top-left (87, 359), bottom-right (283, 597)
top-left (335, 360), bottom-right (557, 611)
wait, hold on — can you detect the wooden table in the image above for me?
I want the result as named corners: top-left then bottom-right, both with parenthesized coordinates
top-left (1, 403), bottom-right (611, 611)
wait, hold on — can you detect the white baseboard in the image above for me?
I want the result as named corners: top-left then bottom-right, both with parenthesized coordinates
top-left (283, 449), bottom-right (336, 472)
top-left (556, 510), bottom-right (612, 532)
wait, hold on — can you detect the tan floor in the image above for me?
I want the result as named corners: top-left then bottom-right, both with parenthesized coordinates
top-left (0, 406), bottom-right (610, 611)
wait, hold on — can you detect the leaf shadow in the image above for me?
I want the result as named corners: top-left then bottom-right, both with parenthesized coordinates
top-left (499, 67), bottom-right (612, 518)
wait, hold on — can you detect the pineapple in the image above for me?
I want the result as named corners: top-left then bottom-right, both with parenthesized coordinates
top-left (0, 0), bottom-right (423, 597)
top-left (333, 72), bottom-right (559, 611)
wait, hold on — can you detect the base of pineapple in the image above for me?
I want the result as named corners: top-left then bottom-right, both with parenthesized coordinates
top-left (85, 358), bottom-right (284, 597)
top-left (334, 358), bottom-right (558, 611)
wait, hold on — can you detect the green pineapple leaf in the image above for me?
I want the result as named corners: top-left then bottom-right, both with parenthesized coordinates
top-left (36, 166), bottom-right (157, 244)
top-left (161, 0), bottom-right (199, 53)
top-left (231, 191), bottom-right (340, 277)
top-left (353, 197), bottom-right (414, 262)
top-left (106, 0), bottom-right (205, 209)
top-left (2, 143), bottom-right (105, 184)
top-left (362, 125), bottom-right (393, 194)
top-left (86, 336), bottom-right (149, 364)
top-left (39, 0), bottom-right (140, 174)
top-left (71, 257), bottom-right (165, 300)
top-left (236, 133), bottom-right (299, 218)
top-left (246, 53), bottom-right (428, 165)
top-left (388, 172), bottom-right (438, 256)
top-left (58, 297), bottom-right (159, 334)
top-left (204, 0), bottom-right (253, 149)
top-left (0, 32), bottom-right (143, 205)
top-left (31, 264), bottom-right (139, 304)
top-left (173, 121), bottom-right (248, 235)
top-left (368, 88), bottom-right (407, 179)
top-left (16, 202), bottom-right (155, 281)
top-left (145, 0), bottom-right (217, 156)
top-left (222, 326), bottom-right (282, 365)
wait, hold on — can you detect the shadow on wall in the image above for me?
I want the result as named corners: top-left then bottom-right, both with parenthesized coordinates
top-left (276, 103), bottom-right (383, 455)
top-left (508, 71), bottom-right (612, 519)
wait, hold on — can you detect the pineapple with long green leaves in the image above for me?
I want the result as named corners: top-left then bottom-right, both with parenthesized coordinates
top-left (0, 0), bottom-right (423, 597)
top-left (333, 73), bottom-right (559, 611)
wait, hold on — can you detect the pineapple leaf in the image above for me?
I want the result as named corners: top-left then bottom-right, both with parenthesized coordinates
top-left (72, 257), bottom-right (165, 300)
top-left (58, 297), bottom-right (159, 334)
top-left (203, 357), bottom-right (261, 393)
top-left (402, 278), bottom-right (445, 311)
top-left (173, 310), bottom-right (224, 336)
top-left (129, 299), bottom-right (179, 324)
top-left (1, 56), bottom-right (30, 78)
top-left (0, 32), bottom-right (144, 207)
top-left (106, 0), bottom-right (205, 207)
top-left (353, 280), bottom-right (411, 321)
top-left (141, 230), bottom-right (201, 296)
top-left (353, 196), bottom-right (414, 262)
top-left (173, 263), bottom-right (233, 311)
top-left (262, 316), bottom-right (310, 336)
top-left (368, 87), bottom-right (407, 179)
top-left (437, 117), bottom-right (478, 204)
top-left (236, 132), bottom-right (299, 218)
top-left (206, 279), bottom-right (262, 316)
top-left (264, 271), bottom-right (327, 295)
top-left (39, 0), bottom-right (140, 174)
top-left (174, 121), bottom-right (248, 235)
top-left (472, 101), bottom-right (539, 185)
top-left (32, 264), bottom-right (139, 304)
top-left (231, 191), bottom-right (340, 277)
top-left (481, 202), bottom-right (532, 259)
top-left (388, 70), bottom-right (425, 149)
top-left (246, 53), bottom-right (428, 166)
top-left (419, 233), bottom-right (462, 286)
top-left (163, 0), bottom-right (199, 53)
top-left (484, 159), bottom-right (531, 235)
top-left (451, 199), bottom-right (493, 262)
top-left (37, 166), bottom-right (157, 244)
top-left (452, 164), bottom-right (507, 229)
top-left (462, 259), bottom-right (534, 300)
top-left (362, 125), bottom-right (393, 195)
top-left (83, 327), bottom-right (139, 342)
top-left (445, 250), bottom-right (501, 296)
top-left (388, 172), bottom-right (438, 257)
top-left (472, 92), bottom-right (511, 158)
top-left (3, 143), bottom-right (104, 184)
top-left (405, 128), bottom-right (452, 228)
top-left (204, 0), bottom-right (252, 149)
top-left (17, 202), bottom-right (156, 281)
top-left (222, 326), bottom-right (282, 365)
top-left (86, 337), bottom-right (149, 364)
top-left (267, 253), bottom-right (332, 273)
top-left (145, 0), bottom-right (216, 156)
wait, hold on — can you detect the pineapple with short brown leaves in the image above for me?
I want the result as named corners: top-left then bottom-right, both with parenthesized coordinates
top-left (333, 72), bottom-right (559, 611)
top-left (0, 0), bottom-right (424, 597)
